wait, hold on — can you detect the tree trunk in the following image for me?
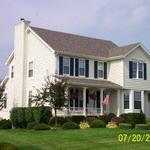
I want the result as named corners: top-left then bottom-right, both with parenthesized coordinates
top-left (54, 108), bottom-right (57, 126)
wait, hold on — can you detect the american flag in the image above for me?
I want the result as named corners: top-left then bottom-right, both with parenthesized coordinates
top-left (102, 95), bottom-right (110, 105)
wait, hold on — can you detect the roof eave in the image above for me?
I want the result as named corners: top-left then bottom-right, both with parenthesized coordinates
top-left (5, 50), bottom-right (14, 65)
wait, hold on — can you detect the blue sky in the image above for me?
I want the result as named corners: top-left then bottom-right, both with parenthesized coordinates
top-left (1, 0), bottom-right (150, 79)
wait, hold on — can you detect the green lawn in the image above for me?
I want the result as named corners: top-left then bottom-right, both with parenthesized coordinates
top-left (0, 128), bottom-right (150, 150)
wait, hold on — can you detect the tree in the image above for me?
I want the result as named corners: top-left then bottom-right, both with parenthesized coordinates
top-left (32, 76), bottom-right (68, 125)
top-left (0, 82), bottom-right (6, 110)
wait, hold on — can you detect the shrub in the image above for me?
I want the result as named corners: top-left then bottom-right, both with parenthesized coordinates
top-left (107, 113), bottom-right (116, 122)
top-left (135, 124), bottom-right (150, 130)
top-left (120, 113), bottom-right (146, 128)
top-left (27, 122), bottom-right (37, 130)
top-left (85, 117), bottom-right (97, 125)
top-left (106, 123), bottom-right (118, 129)
top-left (0, 142), bottom-right (18, 150)
top-left (79, 121), bottom-right (90, 129)
top-left (111, 116), bottom-right (124, 125)
top-left (90, 119), bottom-right (105, 128)
top-left (62, 122), bottom-right (79, 129)
top-left (49, 117), bottom-right (70, 126)
top-left (11, 107), bottom-right (52, 128)
top-left (0, 119), bottom-right (11, 129)
top-left (71, 116), bottom-right (85, 124)
top-left (146, 118), bottom-right (150, 123)
top-left (98, 113), bottom-right (116, 124)
top-left (34, 123), bottom-right (50, 130)
top-left (119, 123), bottom-right (132, 129)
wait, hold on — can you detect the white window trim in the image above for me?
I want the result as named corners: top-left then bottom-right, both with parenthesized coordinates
top-left (133, 90), bottom-right (142, 109)
top-left (132, 60), bottom-right (144, 79)
top-left (10, 64), bottom-right (14, 80)
top-left (27, 59), bottom-right (34, 79)
top-left (123, 90), bottom-right (130, 110)
top-left (97, 61), bottom-right (104, 79)
top-left (79, 59), bottom-right (85, 77)
top-left (63, 56), bottom-right (70, 75)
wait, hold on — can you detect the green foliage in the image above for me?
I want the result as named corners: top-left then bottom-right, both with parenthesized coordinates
top-left (146, 118), bottom-right (150, 123)
top-left (0, 119), bottom-right (11, 129)
top-left (33, 108), bottom-right (41, 124)
top-left (26, 122), bottom-right (37, 130)
top-left (62, 122), bottom-right (79, 129)
top-left (49, 117), bottom-right (70, 126)
top-left (85, 116), bottom-right (97, 126)
top-left (34, 123), bottom-right (50, 130)
top-left (119, 123), bottom-right (132, 129)
top-left (120, 113), bottom-right (146, 128)
top-left (10, 107), bottom-right (52, 128)
top-left (99, 113), bottom-right (115, 124)
top-left (135, 124), bottom-right (150, 130)
top-left (71, 116), bottom-right (85, 124)
top-left (111, 116), bottom-right (124, 125)
top-left (0, 142), bottom-right (18, 150)
top-left (90, 119), bottom-right (106, 128)
top-left (32, 76), bottom-right (68, 125)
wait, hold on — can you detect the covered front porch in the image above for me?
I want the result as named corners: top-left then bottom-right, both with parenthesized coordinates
top-left (62, 77), bottom-right (122, 116)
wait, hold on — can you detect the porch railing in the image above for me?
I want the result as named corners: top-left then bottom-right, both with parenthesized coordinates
top-left (66, 107), bottom-right (101, 116)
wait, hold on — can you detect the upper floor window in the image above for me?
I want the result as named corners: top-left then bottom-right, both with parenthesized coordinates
top-left (11, 66), bottom-right (14, 78)
top-left (63, 57), bottom-right (70, 74)
top-left (79, 59), bottom-right (85, 76)
top-left (98, 62), bottom-right (104, 78)
top-left (134, 91), bottom-right (141, 109)
top-left (123, 90), bottom-right (129, 109)
top-left (28, 61), bottom-right (33, 77)
top-left (131, 61), bottom-right (144, 79)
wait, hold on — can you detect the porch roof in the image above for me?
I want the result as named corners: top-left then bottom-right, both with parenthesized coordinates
top-left (65, 77), bottom-right (122, 89)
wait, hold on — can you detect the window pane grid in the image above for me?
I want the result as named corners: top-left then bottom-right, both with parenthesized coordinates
top-left (98, 62), bottom-right (104, 78)
top-left (79, 60), bottom-right (85, 76)
top-left (134, 91), bottom-right (141, 109)
top-left (63, 58), bottom-right (70, 74)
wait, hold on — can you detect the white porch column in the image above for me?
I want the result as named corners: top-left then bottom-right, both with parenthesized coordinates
top-left (141, 90), bottom-right (145, 113)
top-left (117, 89), bottom-right (121, 116)
top-left (130, 90), bottom-right (134, 112)
top-left (83, 87), bottom-right (87, 116)
top-left (100, 88), bottom-right (104, 115)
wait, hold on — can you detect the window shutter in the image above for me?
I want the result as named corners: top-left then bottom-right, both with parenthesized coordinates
top-left (75, 58), bottom-right (79, 76)
top-left (129, 61), bottom-right (133, 78)
top-left (70, 58), bottom-right (74, 76)
top-left (85, 60), bottom-right (89, 77)
top-left (59, 56), bottom-right (63, 75)
top-left (96, 91), bottom-right (100, 108)
top-left (94, 61), bottom-right (98, 78)
top-left (144, 63), bottom-right (147, 80)
top-left (104, 62), bottom-right (107, 79)
top-left (86, 89), bottom-right (89, 106)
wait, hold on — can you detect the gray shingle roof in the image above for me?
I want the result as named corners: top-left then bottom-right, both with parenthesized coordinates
top-left (30, 26), bottom-right (139, 58)
top-left (59, 77), bottom-right (121, 89)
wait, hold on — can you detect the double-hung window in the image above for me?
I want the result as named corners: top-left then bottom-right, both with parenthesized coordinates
top-left (79, 59), bottom-right (85, 76)
top-left (132, 61), bottom-right (144, 79)
top-left (63, 57), bottom-right (70, 74)
top-left (98, 62), bottom-right (104, 78)
top-left (134, 91), bottom-right (141, 109)
top-left (11, 66), bottom-right (14, 78)
top-left (123, 90), bottom-right (129, 109)
top-left (28, 61), bottom-right (33, 77)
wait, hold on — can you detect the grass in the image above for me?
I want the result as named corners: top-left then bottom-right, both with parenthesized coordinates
top-left (0, 128), bottom-right (150, 150)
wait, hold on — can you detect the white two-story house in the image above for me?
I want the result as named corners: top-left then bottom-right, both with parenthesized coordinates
top-left (1, 19), bottom-right (150, 119)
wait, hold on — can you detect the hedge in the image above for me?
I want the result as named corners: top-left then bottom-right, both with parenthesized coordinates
top-left (90, 119), bottom-right (105, 128)
top-left (119, 123), bottom-right (132, 129)
top-left (62, 122), bottom-right (79, 129)
top-left (0, 119), bottom-right (11, 129)
top-left (99, 113), bottom-right (116, 124)
top-left (10, 107), bottom-right (52, 128)
top-left (34, 123), bottom-right (50, 130)
top-left (135, 124), bottom-right (150, 130)
top-left (120, 113), bottom-right (146, 128)
top-left (49, 117), bottom-right (70, 126)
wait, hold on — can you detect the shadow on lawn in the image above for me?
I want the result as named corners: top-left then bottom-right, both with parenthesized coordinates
top-left (19, 145), bottom-right (43, 150)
